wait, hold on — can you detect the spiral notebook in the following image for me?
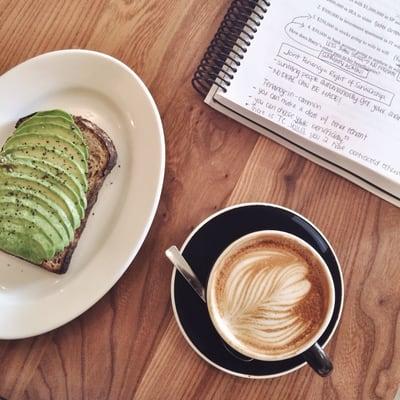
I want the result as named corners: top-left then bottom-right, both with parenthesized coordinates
top-left (193, 0), bottom-right (400, 206)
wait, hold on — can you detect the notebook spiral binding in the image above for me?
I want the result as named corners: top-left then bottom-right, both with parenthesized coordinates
top-left (192, 0), bottom-right (270, 96)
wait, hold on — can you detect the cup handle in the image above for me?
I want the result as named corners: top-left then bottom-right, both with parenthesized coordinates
top-left (303, 343), bottom-right (333, 377)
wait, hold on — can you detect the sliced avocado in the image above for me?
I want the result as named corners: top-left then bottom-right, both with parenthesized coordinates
top-left (0, 232), bottom-right (46, 264)
top-left (0, 191), bottom-right (73, 247)
top-left (35, 109), bottom-right (74, 122)
top-left (3, 133), bottom-right (87, 172)
top-left (0, 109), bottom-right (90, 265)
top-left (0, 187), bottom-right (73, 242)
top-left (0, 219), bottom-right (53, 263)
top-left (0, 202), bottom-right (65, 253)
top-left (1, 156), bottom-right (87, 206)
top-left (0, 160), bottom-right (86, 217)
top-left (0, 172), bottom-right (81, 229)
top-left (14, 122), bottom-right (88, 159)
top-left (18, 115), bottom-right (77, 131)
top-left (1, 146), bottom-right (88, 190)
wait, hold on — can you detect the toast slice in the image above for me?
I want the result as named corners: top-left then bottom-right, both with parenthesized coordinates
top-left (14, 115), bottom-right (117, 273)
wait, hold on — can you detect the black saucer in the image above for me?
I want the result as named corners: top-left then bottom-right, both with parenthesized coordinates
top-left (171, 203), bottom-right (344, 378)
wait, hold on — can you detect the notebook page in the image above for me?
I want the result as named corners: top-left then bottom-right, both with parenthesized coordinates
top-left (213, 0), bottom-right (400, 185)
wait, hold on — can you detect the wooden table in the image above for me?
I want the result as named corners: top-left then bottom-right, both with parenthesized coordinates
top-left (0, 1), bottom-right (399, 399)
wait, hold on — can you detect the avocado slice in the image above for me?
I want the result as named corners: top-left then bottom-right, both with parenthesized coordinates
top-left (0, 172), bottom-right (81, 229)
top-left (1, 146), bottom-right (88, 190)
top-left (3, 133), bottom-right (87, 172)
top-left (18, 115), bottom-right (78, 132)
top-left (14, 122), bottom-right (88, 159)
top-left (34, 109), bottom-right (74, 122)
top-left (0, 202), bottom-right (65, 253)
top-left (0, 187), bottom-right (73, 242)
top-left (0, 219), bottom-right (54, 263)
top-left (0, 160), bottom-right (86, 217)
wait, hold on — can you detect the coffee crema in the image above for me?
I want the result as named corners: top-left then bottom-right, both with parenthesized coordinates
top-left (207, 233), bottom-right (331, 359)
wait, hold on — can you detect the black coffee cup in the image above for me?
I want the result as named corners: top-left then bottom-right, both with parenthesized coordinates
top-left (168, 203), bottom-right (343, 378)
top-left (205, 230), bottom-right (335, 376)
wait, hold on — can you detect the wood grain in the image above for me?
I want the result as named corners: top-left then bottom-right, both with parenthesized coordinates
top-left (0, 0), bottom-right (399, 399)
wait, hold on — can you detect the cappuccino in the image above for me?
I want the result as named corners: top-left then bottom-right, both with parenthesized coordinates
top-left (207, 231), bottom-right (334, 360)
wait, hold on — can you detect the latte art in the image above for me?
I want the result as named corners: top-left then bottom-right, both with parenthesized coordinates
top-left (207, 233), bottom-right (332, 360)
top-left (223, 250), bottom-right (312, 349)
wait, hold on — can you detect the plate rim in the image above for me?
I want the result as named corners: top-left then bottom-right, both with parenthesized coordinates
top-left (171, 202), bottom-right (344, 379)
top-left (0, 49), bottom-right (165, 339)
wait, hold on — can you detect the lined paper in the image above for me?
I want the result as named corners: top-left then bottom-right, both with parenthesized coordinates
top-left (213, 0), bottom-right (400, 187)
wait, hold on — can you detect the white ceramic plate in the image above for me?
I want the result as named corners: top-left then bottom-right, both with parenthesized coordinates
top-left (0, 50), bottom-right (165, 339)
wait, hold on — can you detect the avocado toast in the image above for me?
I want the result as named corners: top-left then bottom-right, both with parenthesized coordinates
top-left (0, 110), bottom-right (117, 273)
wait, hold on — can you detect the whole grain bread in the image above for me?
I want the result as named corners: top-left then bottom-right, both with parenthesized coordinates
top-left (14, 115), bottom-right (117, 273)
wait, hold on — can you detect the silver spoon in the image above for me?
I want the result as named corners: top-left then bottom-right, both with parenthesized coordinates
top-left (165, 245), bottom-right (253, 362)
top-left (165, 246), bottom-right (206, 302)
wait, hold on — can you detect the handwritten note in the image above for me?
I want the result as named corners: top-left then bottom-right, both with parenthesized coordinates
top-left (214, 0), bottom-right (400, 182)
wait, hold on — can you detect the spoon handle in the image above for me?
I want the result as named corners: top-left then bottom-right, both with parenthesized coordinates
top-left (165, 246), bottom-right (206, 303)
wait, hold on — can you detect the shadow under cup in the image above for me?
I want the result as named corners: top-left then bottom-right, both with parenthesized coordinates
top-left (206, 230), bottom-right (336, 376)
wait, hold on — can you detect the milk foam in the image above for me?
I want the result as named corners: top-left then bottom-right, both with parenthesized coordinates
top-left (214, 246), bottom-right (313, 354)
